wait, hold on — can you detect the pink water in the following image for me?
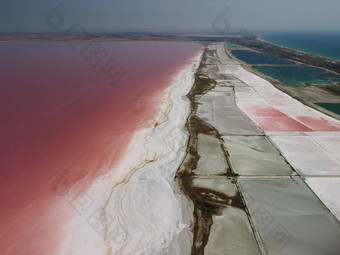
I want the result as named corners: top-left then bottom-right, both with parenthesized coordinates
top-left (0, 41), bottom-right (202, 255)
top-left (241, 105), bottom-right (340, 132)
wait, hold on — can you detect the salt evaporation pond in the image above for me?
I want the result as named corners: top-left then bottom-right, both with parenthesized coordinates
top-left (253, 65), bottom-right (340, 87)
top-left (0, 41), bottom-right (202, 255)
top-left (230, 50), bottom-right (340, 87)
top-left (231, 50), bottom-right (295, 65)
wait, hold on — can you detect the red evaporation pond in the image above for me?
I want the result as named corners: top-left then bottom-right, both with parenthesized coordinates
top-left (252, 116), bottom-right (314, 132)
top-left (296, 116), bottom-right (340, 131)
top-left (0, 41), bottom-right (202, 255)
top-left (242, 106), bottom-right (287, 117)
top-left (242, 106), bottom-right (316, 132)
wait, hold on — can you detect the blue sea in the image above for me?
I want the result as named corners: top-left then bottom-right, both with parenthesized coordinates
top-left (260, 31), bottom-right (340, 61)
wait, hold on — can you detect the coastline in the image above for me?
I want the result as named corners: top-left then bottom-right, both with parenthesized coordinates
top-left (225, 39), bottom-right (340, 121)
top-left (259, 32), bottom-right (340, 62)
top-left (228, 36), bottom-right (340, 76)
top-left (257, 34), bottom-right (317, 58)
top-left (57, 50), bottom-right (203, 255)
top-left (256, 36), bottom-right (340, 75)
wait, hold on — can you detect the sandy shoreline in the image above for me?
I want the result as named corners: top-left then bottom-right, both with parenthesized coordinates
top-left (57, 50), bottom-right (203, 255)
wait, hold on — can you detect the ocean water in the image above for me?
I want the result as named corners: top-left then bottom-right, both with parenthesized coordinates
top-left (231, 50), bottom-right (295, 65)
top-left (253, 65), bottom-right (340, 87)
top-left (0, 41), bottom-right (202, 255)
top-left (260, 31), bottom-right (340, 61)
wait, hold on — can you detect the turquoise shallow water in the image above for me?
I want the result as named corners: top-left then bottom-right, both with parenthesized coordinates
top-left (260, 32), bottom-right (340, 61)
top-left (253, 65), bottom-right (340, 87)
top-left (230, 33), bottom-right (340, 87)
top-left (231, 50), bottom-right (295, 65)
top-left (226, 43), bottom-right (240, 49)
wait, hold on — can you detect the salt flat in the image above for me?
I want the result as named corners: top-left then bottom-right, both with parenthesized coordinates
top-left (173, 42), bottom-right (340, 254)
top-left (240, 178), bottom-right (340, 255)
top-left (222, 136), bottom-right (294, 175)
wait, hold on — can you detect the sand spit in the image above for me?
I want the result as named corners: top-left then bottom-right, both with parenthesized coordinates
top-left (57, 51), bottom-right (203, 255)
top-left (176, 43), bottom-right (262, 255)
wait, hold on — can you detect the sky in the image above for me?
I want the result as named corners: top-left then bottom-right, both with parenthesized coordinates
top-left (0, 0), bottom-right (340, 34)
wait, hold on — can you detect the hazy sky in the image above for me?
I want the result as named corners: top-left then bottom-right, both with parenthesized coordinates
top-left (1, 0), bottom-right (339, 33)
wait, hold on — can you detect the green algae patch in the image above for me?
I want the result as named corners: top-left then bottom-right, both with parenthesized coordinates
top-left (316, 103), bottom-right (340, 115)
